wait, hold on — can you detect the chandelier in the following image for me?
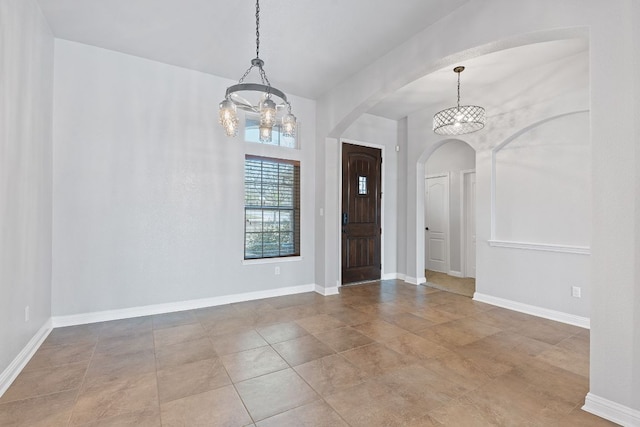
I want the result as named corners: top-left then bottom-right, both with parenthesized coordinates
top-left (433, 66), bottom-right (485, 136)
top-left (218, 0), bottom-right (296, 142)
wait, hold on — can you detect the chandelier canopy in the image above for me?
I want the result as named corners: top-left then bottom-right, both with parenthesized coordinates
top-left (219, 0), bottom-right (296, 141)
top-left (433, 66), bottom-right (485, 136)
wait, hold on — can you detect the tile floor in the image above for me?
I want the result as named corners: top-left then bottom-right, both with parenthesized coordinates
top-left (0, 280), bottom-right (618, 426)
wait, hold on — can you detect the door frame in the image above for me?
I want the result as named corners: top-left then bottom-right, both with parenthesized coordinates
top-left (425, 172), bottom-right (450, 274)
top-left (339, 138), bottom-right (386, 286)
top-left (460, 169), bottom-right (476, 278)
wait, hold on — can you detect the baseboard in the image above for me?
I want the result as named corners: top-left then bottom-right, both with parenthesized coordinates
top-left (52, 284), bottom-right (316, 327)
top-left (473, 293), bottom-right (590, 329)
top-left (0, 319), bottom-right (53, 398)
top-left (314, 284), bottom-right (340, 296)
top-left (448, 270), bottom-right (464, 278)
top-left (404, 276), bottom-right (426, 286)
top-left (583, 392), bottom-right (640, 426)
top-left (381, 273), bottom-right (398, 280)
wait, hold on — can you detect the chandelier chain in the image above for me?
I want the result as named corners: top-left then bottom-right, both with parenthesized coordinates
top-left (457, 71), bottom-right (461, 109)
top-left (255, 0), bottom-right (260, 59)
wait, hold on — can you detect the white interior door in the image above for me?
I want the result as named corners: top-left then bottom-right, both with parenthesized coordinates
top-left (425, 175), bottom-right (449, 273)
top-left (465, 172), bottom-right (476, 278)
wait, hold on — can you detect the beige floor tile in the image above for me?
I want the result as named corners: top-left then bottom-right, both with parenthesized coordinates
top-left (221, 346), bottom-right (289, 382)
top-left (83, 349), bottom-right (156, 388)
top-left (0, 389), bottom-right (77, 426)
top-left (200, 315), bottom-right (253, 337)
top-left (152, 323), bottom-right (206, 348)
top-left (99, 317), bottom-right (153, 339)
top-left (154, 337), bottom-right (216, 371)
top-left (428, 397), bottom-right (496, 426)
top-left (70, 372), bottom-right (158, 425)
top-left (383, 312), bottom-right (437, 333)
top-left (235, 368), bottom-right (319, 421)
top-left (419, 348), bottom-right (491, 392)
top-left (157, 357), bottom-right (231, 403)
top-left (256, 400), bottom-right (348, 426)
top-left (272, 334), bottom-right (335, 366)
top-left (295, 314), bottom-right (346, 334)
top-left (418, 317), bottom-right (502, 348)
top-left (151, 310), bottom-right (198, 330)
top-left (351, 319), bottom-right (407, 342)
top-left (160, 385), bottom-right (252, 427)
top-left (518, 317), bottom-right (583, 345)
top-left (410, 306), bottom-right (466, 324)
top-left (536, 345), bottom-right (590, 377)
top-left (94, 332), bottom-right (154, 357)
top-left (324, 379), bottom-right (413, 427)
top-left (42, 325), bottom-right (101, 348)
top-left (0, 361), bottom-right (87, 403)
top-left (326, 308), bottom-right (377, 326)
top-left (23, 341), bottom-right (95, 372)
top-left (314, 326), bottom-right (373, 352)
top-left (255, 321), bottom-right (308, 344)
top-left (75, 407), bottom-right (161, 426)
top-left (383, 332), bottom-right (449, 361)
top-left (210, 329), bottom-right (268, 355)
top-left (294, 354), bottom-right (367, 397)
top-left (341, 342), bottom-right (410, 378)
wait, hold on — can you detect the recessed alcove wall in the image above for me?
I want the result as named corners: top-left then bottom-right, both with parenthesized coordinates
top-left (492, 111), bottom-right (590, 249)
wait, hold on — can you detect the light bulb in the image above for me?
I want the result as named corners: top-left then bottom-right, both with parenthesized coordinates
top-left (282, 113), bottom-right (296, 137)
top-left (259, 125), bottom-right (272, 143)
top-left (260, 98), bottom-right (277, 128)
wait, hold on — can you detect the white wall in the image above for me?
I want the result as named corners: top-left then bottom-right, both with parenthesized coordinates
top-left (316, 0), bottom-right (640, 420)
top-left (0, 0), bottom-right (54, 377)
top-left (341, 114), bottom-right (398, 278)
top-left (52, 40), bottom-right (316, 316)
top-left (425, 140), bottom-right (475, 274)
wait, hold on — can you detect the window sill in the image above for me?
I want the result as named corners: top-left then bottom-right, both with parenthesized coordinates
top-left (242, 256), bottom-right (303, 266)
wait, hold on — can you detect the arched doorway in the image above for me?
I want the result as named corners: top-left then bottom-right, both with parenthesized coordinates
top-left (424, 139), bottom-right (476, 296)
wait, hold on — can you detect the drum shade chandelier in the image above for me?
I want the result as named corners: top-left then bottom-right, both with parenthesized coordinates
top-left (219, 0), bottom-right (296, 141)
top-left (433, 66), bottom-right (485, 136)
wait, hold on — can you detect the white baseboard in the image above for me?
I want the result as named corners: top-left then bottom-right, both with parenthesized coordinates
top-left (404, 276), bottom-right (426, 286)
top-left (0, 319), bottom-right (53, 398)
top-left (381, 273), bottom-right (399, 280)
top-left (473, 293), bottom-right (590, 329)
top-left (583, 392), bottom-right (640, 426)
top-left (52, 284), bottom-right (316, 327)
top-left (314, 284), bottom-right (340, 296)
top-left (448, 270), bottom-right (464, 278)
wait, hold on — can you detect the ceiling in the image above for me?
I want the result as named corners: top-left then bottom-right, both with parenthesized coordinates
top-left (36, 0), bottom-right (588, 121)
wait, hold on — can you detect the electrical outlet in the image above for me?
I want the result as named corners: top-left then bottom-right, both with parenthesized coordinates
top-left (25, 306), bottom-right (29, 322)
top-left (275, 266), bottom-right (281, 275)
top-left (571, 286), bottom-right (581, 298)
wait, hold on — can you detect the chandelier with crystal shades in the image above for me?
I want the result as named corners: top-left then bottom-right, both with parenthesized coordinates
top-left (218, 0), bottom-right (296, 141)
top-left (433, 66), bottom-right (485, 136)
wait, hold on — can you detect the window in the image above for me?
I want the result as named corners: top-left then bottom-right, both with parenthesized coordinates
top-left (244, 156), bottom-right (300, 259)
top-left (244, 115), bottom-right (297, 148)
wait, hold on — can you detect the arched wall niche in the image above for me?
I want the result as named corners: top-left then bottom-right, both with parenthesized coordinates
top-left (490, 110), bottom-right (591, 252)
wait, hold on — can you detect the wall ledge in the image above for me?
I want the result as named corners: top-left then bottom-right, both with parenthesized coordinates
top-left (473, 292), bottom-right (590, 329)
top-left (488, 239), bottom-right (591, 255)
top-left (583, 392), bottom-right (640, 427)
top-left (0, 319), bottom-right (53, 398)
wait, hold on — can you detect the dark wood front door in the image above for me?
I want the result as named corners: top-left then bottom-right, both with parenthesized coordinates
top-left (341, 143), bottom-right (382, 284)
